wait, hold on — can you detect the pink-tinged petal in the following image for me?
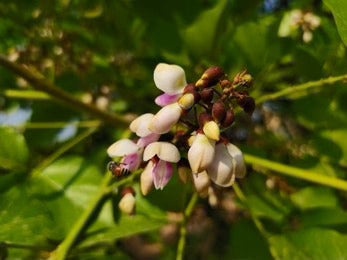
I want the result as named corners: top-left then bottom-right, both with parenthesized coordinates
top-left (155, 93), bottom-right (182, 107)
top-left (129, 113), bottom-right (154, 137)
top-left (152, 160), bottom-right (174, 190)
top-left (153, 63), bottom-right (187, 94)
top-left (143, 142), bottom-right (180, 163)
top-left (122, 150), bottom-right (143, 172)
top-left (149, 103), bottom-right (182, 134)
top-left (137, 133), bottom-right (160, 148)
top-left (107, 139), bottom-right (139, 158)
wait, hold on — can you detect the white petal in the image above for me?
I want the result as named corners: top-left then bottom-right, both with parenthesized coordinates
top-left (153, 63), bottom-right (187, 94)
top-left (149, 103), bottom-right (182, 134)
top-left (129, 113), bottom-right (154, 137)
top-left (192, 171), bottom-right (210, 194)
top-left (107, 139), bottom-right (139, 158)
top-left (207, 143), bottom-right (235, 187)
top-left (226, 143), bottom-right (246, 178)
top-left (188, 134), bottom-right (215, 174)
top-left (143, 142), bottom-right (180, 163)
top-left (141, 161), bottom-right (154, 196)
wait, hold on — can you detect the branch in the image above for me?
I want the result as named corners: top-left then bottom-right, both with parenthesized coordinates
top-left (0, 55), bottom-right (132, 127)
top-left (176, 192), bottom-right (198, 260)
top-left (1, 89), bottom-right (50, 100)
top-left (256, 74), bottom-right (347, 105)
top-left (244, 153), bottom-right (347, 191)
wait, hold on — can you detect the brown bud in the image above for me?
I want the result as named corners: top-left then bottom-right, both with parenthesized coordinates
top-left (212, 101), bottom-right (226, 123)
top-left (201, 66), bottom-right (225, 83)
top-left (222, 109), bottom-right (235, 127)
top-left (200, 88), bottom-right (214, 103)
top-left (183, 84), bottom-right (196, 94)
top-left (238, 96), bottom-right (255, 114)
top-left (122, 187), bottom-right (136, 197)
top-left (198, 113), bottom-right (213, 127)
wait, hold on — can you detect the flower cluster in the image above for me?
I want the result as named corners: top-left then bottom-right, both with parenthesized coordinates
top-left (107, 63), bottom-right (255, 214)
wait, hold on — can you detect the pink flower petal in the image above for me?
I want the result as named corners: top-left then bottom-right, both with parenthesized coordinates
top-left (123, 151), bottom-right (142, 172)
top-left (152, 160), bottom-right (174, 190)
top-left (137, 133), bottom-right (160, 148)
top-left (155, 93), bottom-right (182, 107)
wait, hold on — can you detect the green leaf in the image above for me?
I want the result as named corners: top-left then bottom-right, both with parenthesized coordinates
top-left (324, 0), bottom-right (347, 45)
top-left (290, 187), bottom-right (338, 210)
top-left (269, 228), bottom-right (347, 260)
top-left (182, 0), bottom-right (227, 57)
top-left (0, 127), bottom-right (29, 171)
top-left (298, 208), bottom-right (347, 230)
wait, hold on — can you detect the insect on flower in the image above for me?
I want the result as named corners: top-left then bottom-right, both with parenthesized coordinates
top-left (108, 161), bottom-right (131, 178)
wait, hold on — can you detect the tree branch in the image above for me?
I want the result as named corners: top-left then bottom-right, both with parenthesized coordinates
top-left (0, 55), bottom-right (132, 127)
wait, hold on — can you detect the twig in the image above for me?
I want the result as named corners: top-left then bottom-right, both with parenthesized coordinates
top-left (0, 55), bottom-right (132, 127)
top-left (176, 193), bottom-right (198, 260)
top-left (244, 153), bottom-right (347, 191)
top-left (1, 89), bottom-right (50, 100)
top-left (256, 74), bottom-right (347, 105)
top-left (1, 120), bottom-right (101, 129)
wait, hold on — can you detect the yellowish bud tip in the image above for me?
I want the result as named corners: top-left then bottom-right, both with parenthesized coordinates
top-left (118, 193), bottom-right (136, 215)
top-left (201, 73), bottom-right (208, 80)
top-left (178, 93), bottom-right (195, 110)
top-left (196, 79), bottom-right (204, 87)
top-left (188, 135), bottom-right (196, 146)
top-left (203, 121), bottom-right (220, 141)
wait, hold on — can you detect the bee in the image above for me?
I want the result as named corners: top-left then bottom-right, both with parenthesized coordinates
top-left (108, 161), bottom-right (131, 178)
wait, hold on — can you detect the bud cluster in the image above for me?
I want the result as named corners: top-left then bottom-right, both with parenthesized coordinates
top-left (107, 63), bottom-right (254, 214)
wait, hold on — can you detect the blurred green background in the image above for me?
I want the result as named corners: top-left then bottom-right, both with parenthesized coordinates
top-left (0, 0), bottom-right (347, 259)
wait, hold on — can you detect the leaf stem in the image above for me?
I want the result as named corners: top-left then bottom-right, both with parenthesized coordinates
top-left (31, 125), bottom-right (100, 176)
top-left (256, 74), bottom-right (347, 104)
top-left (49, 171), bottom-right (139, 260)
top-left (176, 192), bottom-right (198, 260)
top-left (0, 55), bottom-right (132, 127)
top-left (244, 153), bottom-right (347, 191)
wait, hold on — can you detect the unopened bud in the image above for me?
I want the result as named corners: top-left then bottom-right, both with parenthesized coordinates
top-left (203, 121), bottom-right (220, 141)
top-left (183, 84), bottom-right (196, 93)
top-left (198, 113), bottom-right (213, 128)
top-left (220, 79), bottom-right (231, 88)
top-left (201, 66), bottom-right (225, 83)
top-left (119, 188), bottom-right (136, 215)
top-left (234, 71), bottom-right (253, 87)
top-left (200, 88), bottom-right (214, 103)
top-left (222, 109), bottom-right (235, 127)
top-left (238, 96), bottom-right (255, 115)
top-left (212, 101), bottom-right (226, 123)
top-left (178, 93), bottom-right (195, 110)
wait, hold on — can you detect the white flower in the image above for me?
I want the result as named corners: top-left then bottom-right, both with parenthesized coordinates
top-left (143, 142), bottom-right (181, 190)
top-left (226, 143), bottom-right (246, 178)
top-left (130, 113), bottom-right (155, 137)
top-left (188, 133), bottom-right (215, 174)
top-left (153, 63), bottom-right (187, 94)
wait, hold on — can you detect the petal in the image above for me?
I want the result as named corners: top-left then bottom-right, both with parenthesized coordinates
top-left (143, 142), bottom-right (180, 163)
top-left (140, 161), bottom-right (154, 196)
top-left (149, 103), bottom-right (182, 134)
top-left (226, 143), bottom-right (246, 178)
top-left (188, 134), bottom-right (215, 173)
top-left (207, 143), bottom-right (235, 187)
top-left (203, 121), bottom-right (220, 141)
top-left (129, 113), bottom-right (154, 137)
top-left (152, 160), bottom-right (174, 190)
top-left (118, 193), bottom-right (136, 215)
top-left (153, 63), bottom-right (187, 94)
top-left (107, 139), bottom-right (139, 158)
top-left (192, 171), bottom-right (210, 195)
top-left (122, 149), bottom-right (143, 172)
top-left (136, 133), bottom-right (160, 148)
top-left (155, 93), bottom-right (182, 107)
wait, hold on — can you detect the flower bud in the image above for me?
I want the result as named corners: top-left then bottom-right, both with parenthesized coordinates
top-left (200, 88), bottom-right (213, 103)
top-left (222, 109), bottom-right (235, 127)
top-left (201, 67), bottom-right (225, 83)
top-left (178, 93), bottom-right (195, 110)
top-left (183, 84), bottom-right (196, 94)
top-left (149, 103), bottom-right (182, 134)
top-left (234, 71), bottom-right (253, 87)
top-left (220, 79), bottom-right (231, 89)
top-left (119, 188), bottom-right (136, 215)
top-left (140, 161), bottom-right (154, 196)
top-left (188, 133), bottom-right (216, 173)
top-left (212, 101), bottom-right (226, 123)
top-left (198, 113), bottom-right (213, 128)
top-left (192, 171), bottom-right (210, 197)
top-left (238, 96), bottom-right (255, 115)
top-left (202, 121), bottom-right (220, 141)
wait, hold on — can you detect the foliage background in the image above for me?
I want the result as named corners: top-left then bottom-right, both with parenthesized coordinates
top-left (0, 0), bottom-right (347, 259)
